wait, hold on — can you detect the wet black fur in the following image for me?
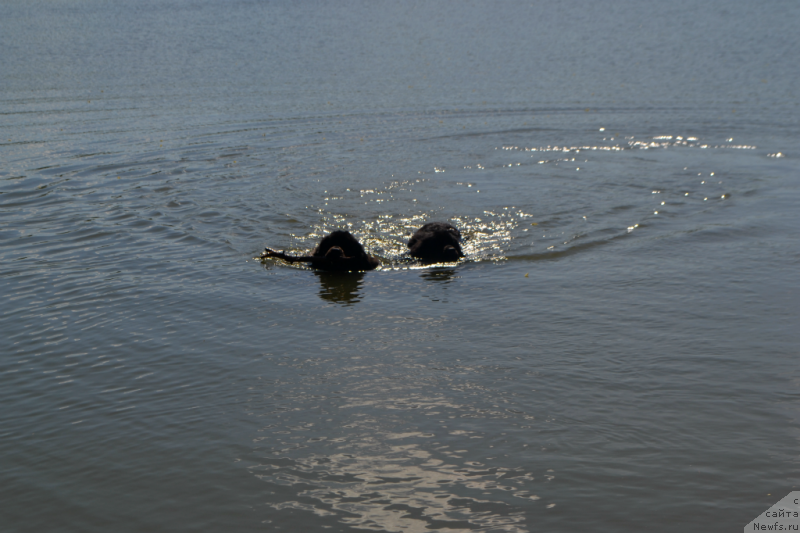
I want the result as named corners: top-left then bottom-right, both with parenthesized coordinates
top-left (408, 222), bottom-right (464, 262)
top-left (263, 230), bottom-right (379, 272)
top-left (313, 230), bottom-right (369, 259)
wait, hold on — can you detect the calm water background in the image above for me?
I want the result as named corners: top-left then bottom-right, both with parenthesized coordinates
top-left (2, 1), bottom-right (799, 531)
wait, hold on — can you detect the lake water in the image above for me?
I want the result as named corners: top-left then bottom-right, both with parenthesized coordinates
top-left (2, 1), bottom-right (799, 531)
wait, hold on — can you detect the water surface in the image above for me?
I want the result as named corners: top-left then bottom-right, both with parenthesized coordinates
top-left (2, 1), bottom-right (799, 531)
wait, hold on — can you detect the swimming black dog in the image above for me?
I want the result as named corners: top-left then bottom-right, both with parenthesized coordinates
top-left (262, 230), bottom-right (380, 272)
top-left (408, 222), bottom-right (464, 263)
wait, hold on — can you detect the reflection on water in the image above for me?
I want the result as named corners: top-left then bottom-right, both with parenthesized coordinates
top-left (316, 271), bottom-right (366, 306)
top-left (420, 268), bottom-right (458, 283)
top-left (253, 443), bottom-right (534, 532)
top-left (249, 387), bottom-right (543, 533)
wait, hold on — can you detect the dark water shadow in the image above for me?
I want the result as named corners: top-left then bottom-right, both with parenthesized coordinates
top-left (420, 267), bottom-right (458, 284)
top-left (315, 271), bottom-right (365, 306)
